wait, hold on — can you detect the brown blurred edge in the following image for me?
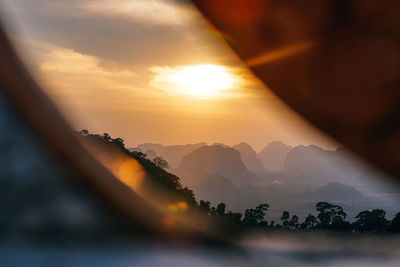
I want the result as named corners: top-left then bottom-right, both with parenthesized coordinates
top-left (192, 0), bottom-right (400, 181)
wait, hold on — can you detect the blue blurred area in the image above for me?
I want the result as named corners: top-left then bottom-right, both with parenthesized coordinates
top-left (0, 92), bottom-right (127, 244)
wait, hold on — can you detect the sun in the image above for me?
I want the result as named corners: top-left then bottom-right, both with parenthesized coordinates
top-left (173, 64), bottom-right (236, 97)
top-left (151, 64), bottom-right (238, 98)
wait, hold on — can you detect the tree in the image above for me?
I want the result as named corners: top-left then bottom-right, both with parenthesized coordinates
top-left (133, 151), bottom-right (146, 159)
top-left (102, 133), bottom-right (111, 141)
top-left (112, 137), bottom-right (124, 148)
top-left (216, 203), bottom-right (226, 217)
top-left (289, 215), bottom-right (299, 230)
top-left (226, 211), bottom-right (242, 225)
top-left (353, 209), bottom-right (387, 232)
top-left (210, 206), bottom-right (217, 216)
top-left (316, 202), bottom-right (348, 230)
top-left (199, 200), bottom-right (211, 215)
top-left (80, 129), bottom-right (89, 136)
top-left (300, 213), bottom-right (317, 230)
top-left (180, 187), bottom-right (196, 207)
top-left (389, 212), bottom-right (400, 232)
top-left (144, 150), bottom-right (157, 160)
top-left (153, 156), bottom-right (169, 169)
top-left (243, 203), bottom-right (269, 226)
top-left (281, 211), bottom-right (290, 228)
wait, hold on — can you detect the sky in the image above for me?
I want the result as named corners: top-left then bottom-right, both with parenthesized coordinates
top-left (0, 0), bottom-right (339, 151)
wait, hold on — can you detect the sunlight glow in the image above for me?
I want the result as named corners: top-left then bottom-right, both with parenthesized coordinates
top-left (150, 64), bottom-right (238, 98)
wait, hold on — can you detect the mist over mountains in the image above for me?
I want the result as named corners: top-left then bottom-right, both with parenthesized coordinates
top-left (131, 141), bottom-right (400, 221)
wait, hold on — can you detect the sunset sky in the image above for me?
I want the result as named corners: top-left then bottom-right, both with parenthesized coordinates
top-left (0, 0), bottom-right (338, 150)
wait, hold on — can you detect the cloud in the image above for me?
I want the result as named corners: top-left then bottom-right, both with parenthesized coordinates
top-left (37, 44), bottom-right (138, 96)
top-left (81, 0), bottom-right (196, 26)
top-left (0, 0), bottom-right (233, 72)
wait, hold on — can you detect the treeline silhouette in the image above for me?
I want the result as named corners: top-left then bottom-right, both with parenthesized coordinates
top-left (78, 130), bottom-right (400, 235)
top-left (200, 201), bottom-right (400, 234)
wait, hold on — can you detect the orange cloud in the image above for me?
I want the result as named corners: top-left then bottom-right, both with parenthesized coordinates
top-left (82, 0), bottom-right (196, 26)
top-left (38, 44), bottom-right (138, 95)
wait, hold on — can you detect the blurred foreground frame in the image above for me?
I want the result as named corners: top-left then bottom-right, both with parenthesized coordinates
top-left (0, 22), bottom-right (212, 243)
top-left (0, 0), bottom-right (400, 245)
top-left (193, 0), bottom-right (400, 179)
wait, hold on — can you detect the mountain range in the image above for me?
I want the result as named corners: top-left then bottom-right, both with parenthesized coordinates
top-left (131, 141), bottom-right (400, 220)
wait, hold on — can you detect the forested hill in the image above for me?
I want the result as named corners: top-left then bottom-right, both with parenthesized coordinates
top-left (76, 130), bottom-right (197, 207)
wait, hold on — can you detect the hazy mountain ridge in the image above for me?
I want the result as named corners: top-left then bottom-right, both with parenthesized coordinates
top-left (133, 141), bottom-right (400, 216)
top-left (232, 142), bottom-right (266, 174)
top-left (180, 169), bottom-right (242, 208)
top-left (176, 145), bottom-right (255, 187)
top-left (134, 141), bottom-right (398, 195)
top-left (258, 141), bottom-right (292, 171)
top-left (281, 145), bottom-right (386, 192)
top-left (303, 182), bottom-right (365, 202)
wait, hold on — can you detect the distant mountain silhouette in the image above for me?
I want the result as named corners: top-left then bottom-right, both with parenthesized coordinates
top-left (303, 182), bottom-right (365, 202)
top-left (176, 145), bottom-right (254, 187)
top-left (232, 143), bottom-right (266, 174)
top-left (258, 141), bottom-right (292, 171)
top-left (284, 145), bottom-right (329, 174)
top-left (136, 143), bottom-right (206, 169)
top-left (180, 169), bottom-right (242, 207)
top-left (282, 145), bottom-right (365, 186)
top-left (211, 142), bottom-right (230, 148)
top-left (133, 141), bottom-right (398, 214)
